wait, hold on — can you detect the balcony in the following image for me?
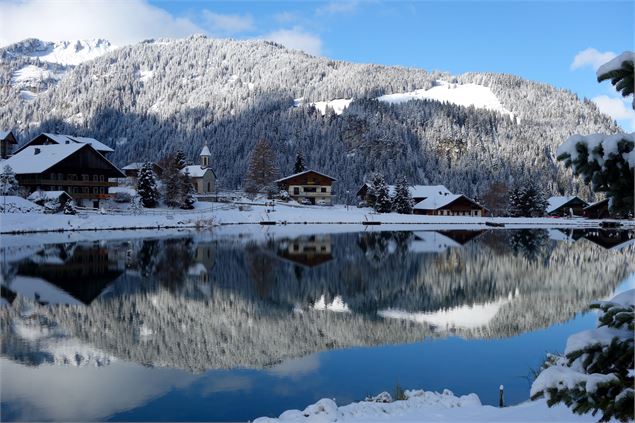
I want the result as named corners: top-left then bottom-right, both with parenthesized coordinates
top-left (18, 178), bottom-right (118, 187)
top-left (72, 193), bottom-right (112, 200)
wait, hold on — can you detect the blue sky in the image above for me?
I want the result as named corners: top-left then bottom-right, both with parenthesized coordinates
top-left (1, 0), bottom-right (633, 128)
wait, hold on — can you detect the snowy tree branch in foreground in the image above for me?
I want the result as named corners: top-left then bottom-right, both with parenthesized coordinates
top-left (597, 52), bottom-right (635, 107)
top-left (530, 290), bottom-right (634, 422)
top-left (556, 133), bottom-right (634, 216)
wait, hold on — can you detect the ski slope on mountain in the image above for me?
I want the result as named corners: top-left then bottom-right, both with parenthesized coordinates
top-left (11, 39), bottom-right (116, 66)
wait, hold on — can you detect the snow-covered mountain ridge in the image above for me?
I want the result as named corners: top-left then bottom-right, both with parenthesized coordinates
top-left (0, 35), bottom-right (621, 200)
top-left (2, 38), bottom-right (116, 66)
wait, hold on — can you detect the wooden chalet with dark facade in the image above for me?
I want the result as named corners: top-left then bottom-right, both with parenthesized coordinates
top-left (276, 170), bottom-right (336, 205)
top-left (546, 196), bottom-right (588, 217)
top-left (1, 130), bottom-right (17, 159)
top-left (413, 193), bottom-right (487, 216)
top-left (13, 133), bottom-right (114, 157)
top-left (3, 143), bottom-right (124, 208)
top-left (583, 199), bottom-right (610, 219)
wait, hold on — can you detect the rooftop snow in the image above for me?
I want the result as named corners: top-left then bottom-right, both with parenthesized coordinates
top-left (200, 145), bottom-right (211, 156)
top-left (122, 162), bottom-right (145, 170)
top-left (596, 51), bottom-right (635, 78)
top-left (27, 190), bottom-right (70, 201)
top-left (181, 165), bottom-right (211, 178)
top-left (413, 194), bottom-right (462, 210)
top-left (3, 143), bottom-right (85, 174)
top-left (43, 133), bottom-right (114, 153)
top-left (275, 170), bottom-right (337, 182)
top-left (546, 196), bottom-right (586, 214)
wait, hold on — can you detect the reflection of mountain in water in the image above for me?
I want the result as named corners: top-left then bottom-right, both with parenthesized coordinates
top-left (0, 229), bottom-right (633, 372)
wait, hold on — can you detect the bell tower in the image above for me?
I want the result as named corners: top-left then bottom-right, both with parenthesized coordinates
top-left (200, 143), bottom-right (211, 168)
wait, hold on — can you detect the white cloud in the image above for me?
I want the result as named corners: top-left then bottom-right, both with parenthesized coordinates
top-left (0, 0), bottom-right (203, 47)
top-left (262, 27), bottom-right (322, 56)
top-left (316, 1), bottom-right (359, 15)
top-left (571, 48), bottom-right (616, 71)
top-left (592, 95), bottom-right (635, 131)
top-left (202, 11), bottom-right (254, 34)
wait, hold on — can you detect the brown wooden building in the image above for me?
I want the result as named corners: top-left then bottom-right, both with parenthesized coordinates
top-left (1, 130), bottom-right (17, 159)
top-left (2, 143), bottom-right (124, 208)
top-left (276, 170), bottom-right (336, 205)
top-left (121, 162), bottom-right (164, 178)
top-left (546, 196), bottom-right (588, 217)
top-left (413, 194), bottom-right (487, 216)
top-left (583, 199), bottom-right (610, 219)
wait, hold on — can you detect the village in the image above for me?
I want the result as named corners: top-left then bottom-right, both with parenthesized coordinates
top-left (0, 130), bottom-right (622, 233)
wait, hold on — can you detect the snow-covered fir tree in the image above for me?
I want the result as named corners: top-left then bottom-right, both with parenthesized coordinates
top-left (558, 52), bottom-right (634, 217)
top-left (179, 173), bottom-right (196, 209)
top-left (370, 173), bottom-right (392, 213)
top-left (245, 138), bottom-right (278, 193)
top-left (509, 180), bottom-right (547, 217)
top-left (293, 151), bottom-right (306, 174)
top-left (174, 150), bottom-right (187, 171)
top-left (531, 293), bottom-right (634, 422)
top-left (136, 162), bottom-right (160, 208)
top-left (392, 176), bottom-right (413, 214)
top-left (0, 165), bottom-right (19, 196)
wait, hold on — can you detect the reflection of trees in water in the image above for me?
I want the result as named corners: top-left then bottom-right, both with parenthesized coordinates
top-left (1, 230), bottom-right (633, 372)
top-left (510, 229), bottom-right (549, 262)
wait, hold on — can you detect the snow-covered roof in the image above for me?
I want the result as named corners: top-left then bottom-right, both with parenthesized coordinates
top-left (3, 143), bottom-right (86, 174)
top-left (200, 145), bottom-right (211, 156)
top-left (387, 184), bottom-right (452, 199)
top-left (0, 195), bottom-right (42, 213)
top-left (413, 194), bottom-right (464, 210)
top-left (275, 170), bottom-right (337, 183)
top-left (122, 162), bottom-right (144, 170)
top-left (181, 165), bottom-right (212, 178)
top-left (0, 130), bottom-right (16, 142)
top-left (546, 196), bottom-right (587, 214)
top-left (27, 190), bottom-right (71, 201)
top-left (42, 133), bottom-right (114, 153)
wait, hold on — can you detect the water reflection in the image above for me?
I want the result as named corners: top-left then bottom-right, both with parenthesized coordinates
top-left (0, 228), bottom-right (633, 421)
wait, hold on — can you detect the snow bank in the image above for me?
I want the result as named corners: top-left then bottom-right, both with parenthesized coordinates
top-left (0, 196), bottom-right (42, 213)
top-left (254, 389), bottom-right (598, 422)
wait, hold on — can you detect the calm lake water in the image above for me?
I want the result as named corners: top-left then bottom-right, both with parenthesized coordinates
top-left (1, 227), bottom-right (633, 422)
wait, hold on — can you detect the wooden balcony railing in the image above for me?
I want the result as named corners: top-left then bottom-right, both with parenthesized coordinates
top-left (18, 178), bottom-right (118, 187)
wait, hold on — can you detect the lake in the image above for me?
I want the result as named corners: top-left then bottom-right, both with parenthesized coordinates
top-left (1, 227), bottom-right (633, 422)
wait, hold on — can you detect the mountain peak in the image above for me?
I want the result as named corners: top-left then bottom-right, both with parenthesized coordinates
top-left (2, 37), bottom-right (116, 66)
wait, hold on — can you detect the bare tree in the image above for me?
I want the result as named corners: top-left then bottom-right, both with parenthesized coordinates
top-left (244, 138), bottom-right (278, 193)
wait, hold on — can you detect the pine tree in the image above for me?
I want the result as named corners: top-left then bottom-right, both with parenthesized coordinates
top-left (0, 165), bottom-right (19, 196)
top-left (392, 176), bottom-right (413, 214)
top-left (370, 173), bottom-right (391, 213)
top-left (174, 150), bottom-right (187, 171)
top-left (245, 138), bottom-right (278, 193)
top-left (293, 151), bottom-right (306, 174)
top-left (162, 156), bottom-right (183, 208)
top-left (559, 52), bottom-right (634, 217)
top-left (136, 162), bottom-right (160, 208)
top-left (531, 297), bottom-right (634, 422)
top-left (179, 173), bottom-right (196, 209)
top-left (509, 180), bottom-right (547, 217)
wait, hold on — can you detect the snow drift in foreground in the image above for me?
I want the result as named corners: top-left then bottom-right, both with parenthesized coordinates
top-left (253, 389), bottom-right (598, 422)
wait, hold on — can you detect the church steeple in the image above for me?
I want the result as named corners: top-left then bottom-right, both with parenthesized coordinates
top-left (200, 143), bottom-right (211, 168)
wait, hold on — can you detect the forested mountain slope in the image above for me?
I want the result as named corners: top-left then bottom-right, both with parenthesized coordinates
top-left (0, 35), bottom-right (620, 200)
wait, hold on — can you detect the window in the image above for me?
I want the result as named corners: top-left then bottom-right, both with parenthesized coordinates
top-left (304, 187), bottom-right (316, 193)
top-left (83, 187), bottom-right (89, 193)
top-left (321, 187), bottom-right (327, 193)
top-left (58, 173), bottom-right (64, 180)
top-left (93, 175), bottom-right (99, 181)
top-left (93, 187), bottom-right (99, 194)
top-left (69, 174), bottom-right (77, 181)
top-left (293, 187), bottom-right (300, 195)
top-left (50, 173), bottom-right (56, 180)
top-left (82, 174), bottom-right (89, 181)
top-left (99, 175), bottom-right (104, 182)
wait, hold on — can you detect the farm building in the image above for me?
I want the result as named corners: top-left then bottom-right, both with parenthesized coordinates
top-left (276, 170), bottom-right (336, 205)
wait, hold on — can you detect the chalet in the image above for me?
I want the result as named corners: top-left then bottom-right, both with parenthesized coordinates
top-left (121, 162), bottom-right (163, 179)
top-left (546, 196), bottom-right (588, 217)
top-left (1, 130), bottom-right (17, 159)
top-left (413, 194), bottom-right (487, 216)
top-left (276, 170), bottom-right (336, 205)
top-left (181, 144), bottom-right (216, 196)
top-left (13, 133), bottom-right (114, 157)
top-left (2, 143), bottom-right (125, 208)
top-left (583, 199), bottom-right (610, 219)
top-left (276, 235), bottom-right (333, 267)
top-left (357, 183), bottom-right (452, 204)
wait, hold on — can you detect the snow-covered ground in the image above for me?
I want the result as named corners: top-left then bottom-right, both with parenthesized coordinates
top-left (253, 389), bottom-right (598, 422)
top-left (1, 198), bottom-right (632, 234)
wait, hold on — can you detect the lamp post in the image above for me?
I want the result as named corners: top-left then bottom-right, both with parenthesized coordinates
top-left (345, 190), bottom-right (350, 211)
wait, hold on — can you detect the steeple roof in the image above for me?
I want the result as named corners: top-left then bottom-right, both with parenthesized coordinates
top-left (200, 144), bottom-right (211, 156)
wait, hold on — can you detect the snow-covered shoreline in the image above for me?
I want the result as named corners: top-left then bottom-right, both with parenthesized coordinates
top-left (1, 202), bottom-right (632, 234)
top-left (252, 389), bottom-right (599, 422)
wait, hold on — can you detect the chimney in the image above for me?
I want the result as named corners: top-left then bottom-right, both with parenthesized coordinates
top-left (34, 147), bottom-right (41, 155)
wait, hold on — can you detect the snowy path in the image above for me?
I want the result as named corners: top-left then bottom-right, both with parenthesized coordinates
top-left (1, 203), bottom-right (632, 234)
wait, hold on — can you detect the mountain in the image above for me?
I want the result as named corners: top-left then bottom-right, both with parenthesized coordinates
top-left (0, 35), bottom-right (621, 201)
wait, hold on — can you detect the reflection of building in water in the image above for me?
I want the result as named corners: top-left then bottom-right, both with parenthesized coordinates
top-left (277, 235), bottom-right (333, 267)
top-left (437, 230), bottom-right (485, 245)
top-left (8, 244), bottom-right (125, 305)
top-left (583, 229), bottom-right (635, 250)
top-left (187, 244), bottom-right (216, 284)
